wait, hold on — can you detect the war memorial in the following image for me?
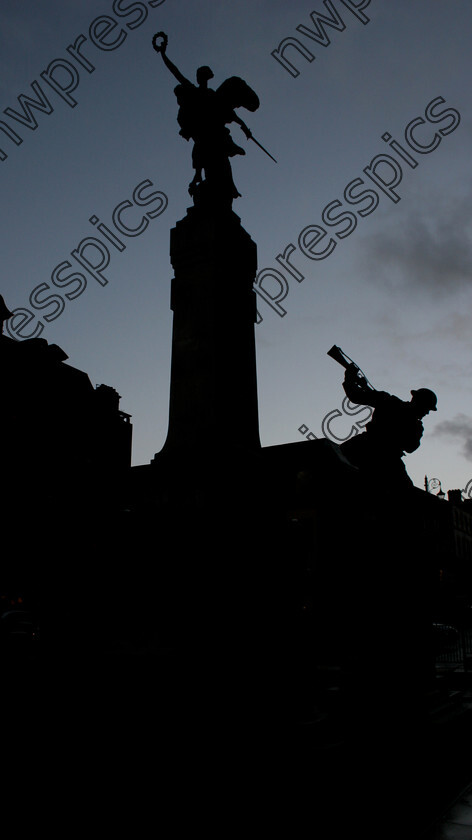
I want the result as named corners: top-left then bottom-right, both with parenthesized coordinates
top-left (1, 30), bottom-right (471, 837)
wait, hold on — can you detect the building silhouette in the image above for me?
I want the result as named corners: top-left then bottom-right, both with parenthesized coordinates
top-left (0, 333), bottom-right (132, 638)
top-left (416, 486), bottom-right (472, 624)
top-left (1, 207), bottom-right (471, 695)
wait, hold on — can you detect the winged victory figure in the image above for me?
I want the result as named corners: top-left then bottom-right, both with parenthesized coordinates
top-left (153, 32), bottom-right (269, 207)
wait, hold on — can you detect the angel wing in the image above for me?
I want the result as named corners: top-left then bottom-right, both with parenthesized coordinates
top-left (215, 77), bottom-right (260, 113)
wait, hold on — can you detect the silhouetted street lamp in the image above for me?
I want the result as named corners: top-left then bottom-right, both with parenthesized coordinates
top-left (424, 476), bottom-right (446, 499)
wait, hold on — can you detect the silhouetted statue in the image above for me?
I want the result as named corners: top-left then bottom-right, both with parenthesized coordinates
top-left (0, 296), bottom-right (13, 334)
top-left (328, 345), bottom-right (437, 489)
top-left (152, 31), bottom-right (261, 206)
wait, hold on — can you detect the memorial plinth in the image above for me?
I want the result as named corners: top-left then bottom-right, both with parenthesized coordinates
top-left (161, 205), bottom-right (260, 456)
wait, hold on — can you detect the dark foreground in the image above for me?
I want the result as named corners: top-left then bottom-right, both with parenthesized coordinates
top-left (9, 640), bottom-right (468, 839)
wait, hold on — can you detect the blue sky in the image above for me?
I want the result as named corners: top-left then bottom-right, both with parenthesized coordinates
top-left (1, 0), bottom-right (471, 496)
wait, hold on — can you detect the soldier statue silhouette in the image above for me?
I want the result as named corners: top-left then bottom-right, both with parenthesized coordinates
top-left (152, 32), bottom-right (275, 206)
top-left (328, 346), bottom-right (437, 490)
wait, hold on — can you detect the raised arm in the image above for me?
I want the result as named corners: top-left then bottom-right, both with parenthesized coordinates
top-left (160, 50), bottom-right (189, 86)
top-left (342, 364), bottom-right (381, 408)
top-left (152, 32), bottom-right (190, 86)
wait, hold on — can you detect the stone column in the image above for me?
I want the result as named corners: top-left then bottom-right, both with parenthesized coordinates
top-left (161, 205), bottom-right (261, 455)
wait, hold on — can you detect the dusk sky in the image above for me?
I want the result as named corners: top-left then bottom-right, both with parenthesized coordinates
top-left (1, 0), bottom-right (471, 496)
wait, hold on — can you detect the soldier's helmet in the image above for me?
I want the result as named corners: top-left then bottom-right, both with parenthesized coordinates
top-left (196, 66), bottom-right (214, 84)
top-left (411, 388), bottom-right (437, 411)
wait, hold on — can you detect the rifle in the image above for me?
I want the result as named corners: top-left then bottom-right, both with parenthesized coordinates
top-left (327, 345), bottom-right (376, 391)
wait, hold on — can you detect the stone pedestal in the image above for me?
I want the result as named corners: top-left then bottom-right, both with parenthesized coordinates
top-left (160, 205), bottom-right (260, 455)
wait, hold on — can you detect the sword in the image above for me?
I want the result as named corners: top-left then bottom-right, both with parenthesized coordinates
top-left (248, 134), bottom-right (277, 163)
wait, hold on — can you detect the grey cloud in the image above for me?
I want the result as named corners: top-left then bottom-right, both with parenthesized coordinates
top-left (433, 414), bottom-right (472, 461)
top-left (360, 190), bottom-right (472, 297)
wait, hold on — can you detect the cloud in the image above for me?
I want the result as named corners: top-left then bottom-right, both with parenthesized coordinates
top-left (433, 413), bottom-right (472, 461)
top-left (359, 190), bottom-right (472, 298)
